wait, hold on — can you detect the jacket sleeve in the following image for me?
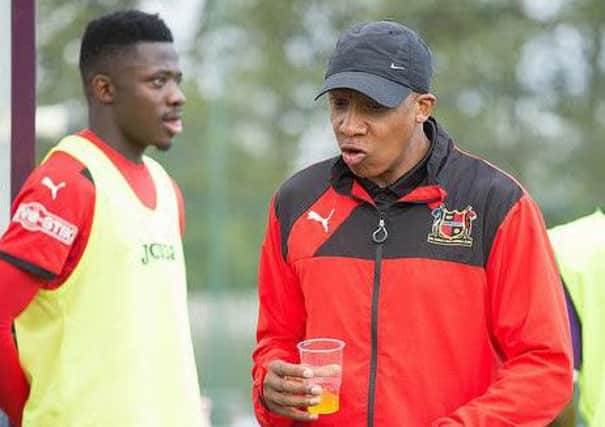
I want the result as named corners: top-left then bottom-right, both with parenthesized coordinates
top-left (433, 194), bottom-right (573, 426)
top-left (251, 197), bottom-right (307, 427)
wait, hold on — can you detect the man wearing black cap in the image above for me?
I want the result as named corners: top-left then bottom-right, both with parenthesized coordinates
top-left (252, 20), bottom-right (573, 426)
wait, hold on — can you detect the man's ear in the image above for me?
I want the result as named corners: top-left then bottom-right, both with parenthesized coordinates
top-left (90, 74), bottom-right (115, 104)
top-left (415, 93), bottom-right (436, 122)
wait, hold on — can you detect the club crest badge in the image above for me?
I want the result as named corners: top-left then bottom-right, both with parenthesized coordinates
top-left (427, 204), bottom-right (477, 247)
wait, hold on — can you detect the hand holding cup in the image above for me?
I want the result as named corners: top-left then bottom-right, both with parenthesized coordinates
top-left (297, 338), bottom-right (345, 415)
top-left (262, 360), bottom-right (322, 422)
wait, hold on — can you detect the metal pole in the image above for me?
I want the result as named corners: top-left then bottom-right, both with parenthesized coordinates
top-left (11, 0), bottom-right (36, 200)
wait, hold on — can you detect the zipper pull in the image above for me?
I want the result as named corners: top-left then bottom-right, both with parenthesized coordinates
top-left (372, 217), bottom-right (388, 243)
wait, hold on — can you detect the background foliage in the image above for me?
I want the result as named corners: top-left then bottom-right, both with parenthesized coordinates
top-left (35, 0), bottom-right (604, 424)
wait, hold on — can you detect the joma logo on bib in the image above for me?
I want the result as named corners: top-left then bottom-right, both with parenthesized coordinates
top-left (141, 242), bottom-right (176, 265)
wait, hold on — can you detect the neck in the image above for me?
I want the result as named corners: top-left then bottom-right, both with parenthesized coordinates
top-left (88, 111), bottom-right (145, 163)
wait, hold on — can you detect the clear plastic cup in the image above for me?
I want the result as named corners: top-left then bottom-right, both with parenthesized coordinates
top-left (297, 338), bottom-right (345, 415)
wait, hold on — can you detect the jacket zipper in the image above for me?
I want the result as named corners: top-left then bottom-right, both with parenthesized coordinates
top-left (367, 210), bottom-right (388, 427)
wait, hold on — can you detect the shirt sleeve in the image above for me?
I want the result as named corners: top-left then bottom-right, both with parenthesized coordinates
top-left (251, 197), bottom-right (305, 427)
top-left (432, 194), bottom-right (573, 426)
top-left (0, 151), bottom-right (93, 282)
top-left (0, 260), bottom-right (42, 427)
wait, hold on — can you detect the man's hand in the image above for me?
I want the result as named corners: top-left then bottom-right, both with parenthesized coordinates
top-left (262, 360), bottom-right (321, 422)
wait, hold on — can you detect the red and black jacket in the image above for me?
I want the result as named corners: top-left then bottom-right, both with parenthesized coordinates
top-left (252, 118), bottom-right (572, 426)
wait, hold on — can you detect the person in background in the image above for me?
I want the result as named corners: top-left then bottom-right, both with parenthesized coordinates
top-left (251, 19), bottom-right (573, 426)
top-left (550, 209), bottom-right (605, 427)
top-left (0, 9), bottom-right (203, 427)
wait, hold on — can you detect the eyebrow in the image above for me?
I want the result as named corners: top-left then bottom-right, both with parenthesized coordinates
top-left (148, 69), bottom-right (183, 79)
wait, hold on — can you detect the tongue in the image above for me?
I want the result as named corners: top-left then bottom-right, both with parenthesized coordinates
top-left (342, 151), bottom-right (366, 166)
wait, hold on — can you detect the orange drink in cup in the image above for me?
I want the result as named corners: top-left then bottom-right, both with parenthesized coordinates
top-left (297, 338), bottom-right (345, 415)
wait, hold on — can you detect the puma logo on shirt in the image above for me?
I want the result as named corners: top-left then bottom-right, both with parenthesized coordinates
top-left (41, 176), bottom-right (66, 200)
top-left (307, 209), bottom-right (335, 233)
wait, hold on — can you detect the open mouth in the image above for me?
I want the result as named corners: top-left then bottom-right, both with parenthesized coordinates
top-left (341, 147), bottom-right (367, 166)
top-left (162, 117), bottom-right (183, 136)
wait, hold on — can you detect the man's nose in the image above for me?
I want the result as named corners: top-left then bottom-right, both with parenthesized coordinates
top-left (338, 107), bottom-right (365, 136)
top-left (168, 82), bottom-right (186, 106)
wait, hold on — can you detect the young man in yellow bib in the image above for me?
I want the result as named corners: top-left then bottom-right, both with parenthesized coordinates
top-left (0, 10), bottom-right (204, 427)
top-left (550, 209), bottom-right (605, 427)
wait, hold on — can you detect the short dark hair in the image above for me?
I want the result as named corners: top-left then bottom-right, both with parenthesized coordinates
top-left (79, 9), bottom-right (173, 81)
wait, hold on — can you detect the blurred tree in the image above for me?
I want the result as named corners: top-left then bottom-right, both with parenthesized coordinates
top-left (36, 0), bottom-right (605, 286)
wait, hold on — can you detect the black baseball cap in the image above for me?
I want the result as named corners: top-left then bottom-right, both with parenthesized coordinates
top-left (315, 20), bottom-right (433, 108)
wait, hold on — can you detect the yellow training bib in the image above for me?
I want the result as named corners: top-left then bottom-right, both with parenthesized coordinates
top-left (16, 135), bottom-right (203, 427)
